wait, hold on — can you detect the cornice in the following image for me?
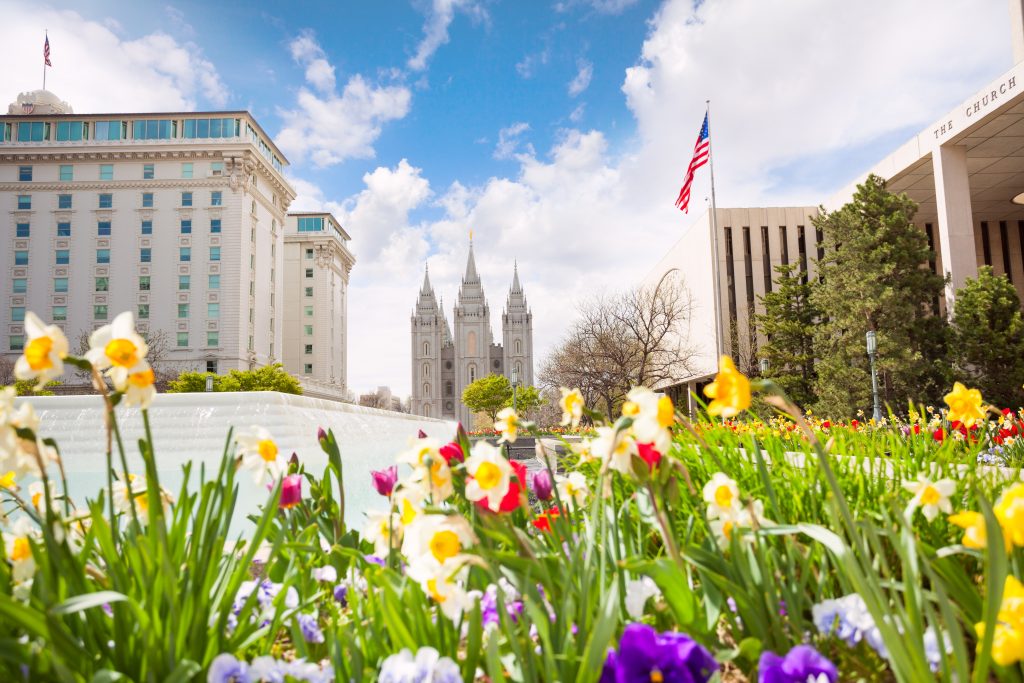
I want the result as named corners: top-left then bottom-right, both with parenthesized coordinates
top-left (0, 178), bottom-right (229, 192)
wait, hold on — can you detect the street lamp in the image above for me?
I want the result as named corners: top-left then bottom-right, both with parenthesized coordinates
top-left (511, 367), bottom-right (519, 413)
top-left (866, 330), bottom-right (881, 422)
top-left (205, 374), bottom-right (214, 392)
top-left (759, 358), bottom-right (770, 376)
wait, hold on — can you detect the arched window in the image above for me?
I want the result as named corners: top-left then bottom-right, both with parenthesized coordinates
top-left (423, 341), bottom-right (429, 356)
top-left (424, 382), bottom-right (431, 396)
top-left (515, 339), bottom-right (522, 355)
top-left (515, 361), bottom-right (522, 378)
top-left (422, 362), bottom-right (430, 379)
top-left (468, 364), bottom-right (476, 383)
top-left (424, 404), bottom-right (432, 417)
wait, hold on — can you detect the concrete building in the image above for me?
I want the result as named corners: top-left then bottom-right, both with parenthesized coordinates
top-left (282, 212), bottom-right (354, 399)
top-left (645, 1), bottom-right (1024, 408)
top-left (410, 243), bottom-right (533, 423)
top-left (0, 89), bottom-right (313, 382)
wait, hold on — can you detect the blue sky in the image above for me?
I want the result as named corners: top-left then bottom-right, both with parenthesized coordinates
top-left (1, 0), bottom-right (1016, 396)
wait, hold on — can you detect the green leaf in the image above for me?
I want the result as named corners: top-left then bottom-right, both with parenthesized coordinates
top-left (51, 591), bottom-right (128, 616)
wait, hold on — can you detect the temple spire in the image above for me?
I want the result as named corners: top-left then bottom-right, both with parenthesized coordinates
top-left (464, 238), bottom-right (479, 283)
top-left (421, 263), bottom-right (432, 294)
top-left (511, 260), bottom-right (522, 292)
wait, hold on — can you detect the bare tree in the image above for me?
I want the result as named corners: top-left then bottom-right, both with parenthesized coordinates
top-left (540, 276), bottom-right (697, 416)
top-left (73, 327), bottom-right (191, 384)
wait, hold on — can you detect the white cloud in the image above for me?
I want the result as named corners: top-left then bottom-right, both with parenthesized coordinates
top-left (277, 33), bottom-right (411, 167)
top-left (493, 122), bottom-right (532, 160)
top-left (408, 0), bottom-right (488, 72)
top-left (569, 102), bottom-right (586, 122)
top-left (555, 0), bottom-right (640, 14)
top-left (568, 58), bottom-right (593, 97)
top-left (516, 49), bottom-right (549, 78)
top-left (0, 4), bottom-right (227, 112)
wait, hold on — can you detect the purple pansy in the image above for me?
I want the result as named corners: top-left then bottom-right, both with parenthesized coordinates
top-left (600, 623), bottom-right (717, 683)
top-left (758, 645), bottom-right (837, 683)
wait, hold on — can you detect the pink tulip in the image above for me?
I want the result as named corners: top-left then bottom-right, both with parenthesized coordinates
top-left (280, 474), bottom-right (303, 509)
top-left (371, 465), bottom-right (399, 497)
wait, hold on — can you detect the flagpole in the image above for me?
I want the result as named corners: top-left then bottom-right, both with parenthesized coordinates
top-left (42, 30), bottom-right (47, 91)
top-left (706, 99), bottom-right (724, 360)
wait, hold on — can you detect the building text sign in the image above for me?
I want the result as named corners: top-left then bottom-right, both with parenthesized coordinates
top-left (931, 66), bottom-right (1022, 144)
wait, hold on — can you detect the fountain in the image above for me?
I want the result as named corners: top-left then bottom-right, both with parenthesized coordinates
top-left (17, 392), bottom-right (456, 530)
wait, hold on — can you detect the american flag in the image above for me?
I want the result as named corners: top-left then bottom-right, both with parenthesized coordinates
top-left (44, 36), bottom-right (51, 67)
top-left (674, 113), bottom-right (710, 213)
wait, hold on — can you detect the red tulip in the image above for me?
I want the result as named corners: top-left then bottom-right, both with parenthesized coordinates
top-left (636, 442), bottom-right (662, 469)
top-left (439, 441), bottom-right (465, 464)
top-left (476, 460), bottom-right (527, 514)
top-left (532, 507), bottom-right (561, 532)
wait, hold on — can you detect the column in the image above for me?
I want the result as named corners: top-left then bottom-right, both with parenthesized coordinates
top-left (932, 144), bottom-right (977, 311)
top-left (1012, 0), bottom-right (1024, 64)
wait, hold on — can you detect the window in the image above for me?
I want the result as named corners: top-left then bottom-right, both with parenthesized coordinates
top-left (182, 118), bottom-right (238, 139)
top-left (179, 275), bottom-right (190, 290)
top-left (181, 192), bottom-right (193, 207)
top-left (99, 164), bottom-right (113, 181)
top-left (209, 246), bottom-right (221, 261)
top-left (15, 223), bottom-right (29, 238)
top-left (12, 279), bottom-right (26, 294)
top-left (180, 219), bottom-right (192, 234)
top-left (515, 339), bottom-right (522, 355)
top-left (96, 277), bottom-right (109, 292)
top-left (98, 221), bottom-right (111, 236)
top-left (17, 195), bottom-right (30, 210)
top-left (11, 307), bottom-right (24, 322)
top-left (56, 250), bottom-right (70, 265)
top-left (139, 276), bottom-right (150, 291)
top-left (59, 165), bottom-right (73, 181)
top-left (143, 163), bottom-right (154, 179)
top-left (210, 218), bottom-right (221, 233)
top-left (140, 248), bottom-right (151, 263)
top-left (305, 287), bottom-right (313, 297)
top-left (57, 222), bottom-right (71, 237)
top-left (94, 305), bottom-right (108, 320)
top-left (180, 247), bottom-right (191, 262)
top-left (177, 332), bottom-right (188, 347)
top-left (422, 362), bottom-right (430, 378)
top-left (137, 304), bottom-right (149, 319)
top-left (211, 191), bottom-right (222, 206)
top-left (305, 344), bottom-right (313, 354)
top-left (304, 305), bottom-right (313, 317)
top-left (142, 192), bottom-right (153, 208)
top-left (141, 220), bottom-right (152, 235)
top-left (181, 163), bottom-right (193, 179)
top-left (55, 121), bottom-right (86, 141)
top-left (469, 364), bottom-right (476, 383)
top-left (305, 268), bottom-right (313, 278)
top-left (249, 281), bottom-right (254, 295)
top-left (58, 194), bottom-right (71, 209)
top-left (248, 335), bottom-right (254, 351)
top-left (54, 306), bottom-right (68, 322)
top-left (17, 121), bottom-right (49, 142)
top-left (53, 278), bottom-right (67, 293)
top-left (305, 248), bottom-right (314, 259)
top-left (93, 121), bottom-right (125, 141)
top-left (304, 325), bottom-right (313, 336)
top-left (297, 216), bottom-right (324, 232)
top-left (178, 303), bottom-right (189, 318)
top-left (207, 331), bottom-right (219, 346)
top-left (132, 119), bottom-right (175, 140)
top-left (304, 364), bottom-right (313, 374)
top-left (208, 274), bottom-right (220, 289)
top-left (18, 166), bottom-right (31, 181)
top-left (206, 360), bottom-right (217, 374)
top-left (207, 302), bottom-right (219, 318)
top-left (211, 161), bottom-right (224, 175)
top-left (96, 249), bottom-right (110, 264)
top-left (98, 193), bottom-right (112, 209)
top-left (9, 336), bottom-right (24, 352)
top-left (14, 251), bottom-right (28, 266)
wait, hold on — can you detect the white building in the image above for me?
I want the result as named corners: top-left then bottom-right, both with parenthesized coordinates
top-left (282, 212), bottom-right (354, 398)
top-left (0, 89), bottom-right (297, 378)
top-left (410, 243), bottom-right (533, 423)
top-left (645, 1), bottom-right (1024, 408)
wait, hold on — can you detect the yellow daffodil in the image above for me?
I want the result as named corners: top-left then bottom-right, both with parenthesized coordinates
top-left (394, 485), bottom-right (426, 527)
top-left (703, 472), bottom-right (741, 519)
top-left (559, 388), bottom-right (585, 428)
top-left (235, 426), bottom-right (284, 484)
top-left (409, 456), bottom-right (454, 503)
top-left (996, 484), bottom-right (1024, 548)
top-left (4, 517), bottom-right (37, 584)
top-left (944, 382), bottom-right (986, 427)
top-left (977, 576), bottom-right (1024, 666)
top-left (84, 311), bottom-right (150, 390)
top-left (464, 442), bottom-right (513, 511)
top-left (122, 366), bottom-right (157, 409)
top-left (704, 356), bottom-right (751, 418)
top-left (902, 474), bottom-right (955, 521)
top-left (494, 407), bottom-right (521, 444)
top-left (14, 312), bottom-right (68, 389)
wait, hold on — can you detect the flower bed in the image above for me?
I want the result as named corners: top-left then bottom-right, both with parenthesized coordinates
top-left (2, 311), bottom-right (1024, 681)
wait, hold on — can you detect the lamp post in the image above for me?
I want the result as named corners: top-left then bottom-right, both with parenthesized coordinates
top-left (205, 374), bottom-right (214, 392)
top-left (759, 358), bottom-right (770, 377)
top-left (511, 367), bottom-right (519, 413)
top-left (866, 330), bottom-right (881, 422)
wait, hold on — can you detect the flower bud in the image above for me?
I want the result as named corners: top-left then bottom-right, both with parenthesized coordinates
top-left (439, 441), bottom-right (465, 464)
top-left (317, 427), bottom-right (328, 443)
top-left (280, 474), bottom-right (303, 509)
top-left (531, 469), bottom-right (553, 501)
top-left (370, 465), bottom-right (398, 497)
top-left (417, 429), bottom-right (428, 439)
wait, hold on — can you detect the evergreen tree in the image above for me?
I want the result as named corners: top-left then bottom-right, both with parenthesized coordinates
top-left (950, 266), bottom-right (1024, 408)
top-left (755, 262), bottom-right (818, 408)
top-left (811, 174), bottom-right (948, 417)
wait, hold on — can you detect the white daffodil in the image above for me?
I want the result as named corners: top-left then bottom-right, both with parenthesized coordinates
top-left (494, 407), bottom-right (521, 444)
top-left (397, 437), bottom-right (442, 469)
top-left (570, 438), bottom-right (595, 464)
top-left (903, 474), bottom-right (956, 521)
top-left (556, 471), bottom-right (590, 508)
top-left (703, 472), bottom-right (741, 519)
top-left (4, 516), bottom-right (38, 584)
top-left (591, 426), bottom-right (638, 476)
top-left (112, 474), bottom-right (170, 524)
top-left (84, 311), bottom-right (149, 389)
top-left (235, 426), bottom-right (284, 484)
top-left (407, 558), bottom-right (476, 622)
top-left (363, 509), bottom-right (403, 557)
top-left (28, 480), bottom-right (57, 514)
top-left (1, 404), bottom-right (53, 479)
top-left (14, 312), bottom-right (68, 389)
top-left (709, 500), bottom-right (772, 551)
top-left (407, 455), bottom-right (454, 503)
top-left (464, 442), bottom-right (513, 512)
top-left (401, 513), bottom-right (477, 568)
top-left (559, 388), bottom-right (585, 428)
top-left (122, 366), bottom-right (157, 409)
top-left (394, 484), bottom-right (426, 528)
top-left (622, 387), bottom-right (675, 454)
top-left (624, 576), bottom-right (662, 619)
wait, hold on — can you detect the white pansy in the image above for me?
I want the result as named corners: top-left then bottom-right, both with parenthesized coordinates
top-left (624, 576), bottom-right (662, 619)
